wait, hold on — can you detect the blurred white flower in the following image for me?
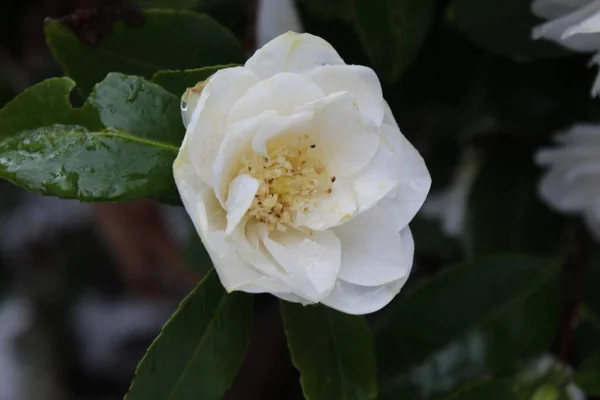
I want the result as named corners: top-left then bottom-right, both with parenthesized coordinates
top-left (531, 0), bottom-right (600, 96)
top-left (520, 354), bottom-right (586, 400)
top-left (72, 291), bottom-right (174, 378)
top-left (421, 151), bottom-right (481, 237)
top-left (535, 124), bottom-right (600, 239)
top-left (174, 32), bottom-right (431, 315)
top-left (0, 296), bottom-right (32, 400)
top-left (256, 0), bottom-right (303, 48)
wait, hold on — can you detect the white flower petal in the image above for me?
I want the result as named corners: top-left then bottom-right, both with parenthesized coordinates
top-left (272, 292), bottom-right (314, 305)
top-left (233, 221), bottom-right (296, 287)
top-left (532, 0), bottom-right (600, 52)
top-left (257, 224), bottom-right (341, 302)
top-left (321, 275), bottom-right (410, 315)
top-left (554, 123), bottom-right (600, 145)
top-left (298, 92), bottom-right (380, 178)
top-left (538, 167), bottom-right (600, 211)
top-left (532, 0), bottom-right (592, 19)
top-left (383, 100), bottom-right (398, 126)
top-left (173, 166), bottom-right (268, 292)
top-left (334, 205), bottom-right (413, 287)
top-left (212, 110), bottom-right (278, 206)
top-left (256, 0), bottom-right (303, 48)
top-left (295, 178), bottom-right (358, 230)
top-left (181, 86), bottom-right (203, 129)
top-left (225, 174), bottom-right (260, 234)
top-left (562, 0), bottom-right (600, 36)
top-left (296, 179), bottom-right (358, 230)
top-left (245, 31), bottom-right (345, 80)
top-left (228, 73), bottom-right (324, 125)
top-left (305, 65), bottom-right (384, 126)
top-left (352, 123), bottom-right (431, 226)
top-left (183, 67), bottom-right (259, 186)
top-left (590, 52), bottom-right (600, 97)
top-left (251, 111), bottom-right (314, 155)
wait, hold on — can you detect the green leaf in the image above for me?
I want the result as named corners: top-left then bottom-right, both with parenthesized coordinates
top-left (375, 255), bottom-right (560, 400)
top-left (45, 9), bottom-right (245, 95)
top-left (89, 73), bottom-right (184, 146)
top-left (280, 302), bottom-right (378, 400)
top-left (445, 0), bottom-right (568, 61)
top-left (0, 78), bottom-right (102, 139)
top-left (152, 64), bottom-right (237, 96)
top-left (0, 125), bottom-right (177, 201)
top-left (353, 0), bottom-right (436, 82)
top-left (0, 74), bottom-right (183, 201)
top-left (575, 350), bottom-right (600, 395)
top-left (464, 142), bottom-right (567, 258)
top-left (126, 269), bottom-right (253, 400)
top-left (442, 380), bottom-right (515, 400)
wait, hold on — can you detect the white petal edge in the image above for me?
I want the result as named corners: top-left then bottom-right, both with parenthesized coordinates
top-left (334, 204), bottom-right (414, 286)
top-left (245, 31), bottom-right (346, 80)
top-left (173, 157), bottom-right (284, 292)
top-left (305, 64), bottom-right (385, 126)
top-left (257, 224), bottom-right (341, 302)
top-left (182, 67), bottom-right (260, 186)
top-left (352, 122), bottom-right (431, 227)
top-left (562, 0), bottom-right (600, 37)
top-left (225, 174), bottom-right (260, 234)
top-left (321, 275), bottom-right (410, 315)
top-left (294, 178), bottom-right (358, 231)
top-left (228, 72), bottom-right (325, 125)
top-left (296, 91), bottom-right (381, 178)
top-left (213, 110), bottom-right (313, 207)
top-left (532, 0), bottom-right (600, 52)
top-left (212, 110), bottom-right (278, 207)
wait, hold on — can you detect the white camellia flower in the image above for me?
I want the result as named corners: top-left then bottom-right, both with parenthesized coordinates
top-left (531, 0), bottom-right (600, 96)
top-left (536, 124), bottom-right (600, 240)
top-left (174, 32), bottom-right (431, 315)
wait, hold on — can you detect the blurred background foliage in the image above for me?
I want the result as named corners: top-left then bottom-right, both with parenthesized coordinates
top-left (0, 0), bottom-right (599, 399)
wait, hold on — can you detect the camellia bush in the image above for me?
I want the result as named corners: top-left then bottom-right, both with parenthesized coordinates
top-left (3, 0), bottom-right (600, 399)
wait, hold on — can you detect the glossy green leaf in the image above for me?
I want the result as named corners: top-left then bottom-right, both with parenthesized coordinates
top-left (0, 78), bottom-right (102, 139)
top-left (126, 269), bottom-right (253, 400)
top-left (45, 9), bottom-right (245, 95)
top-left (442, 380), bottom-right (515, 400)
top-left (89, 73), bottom-right (184, 146)
top-left (151, 64), bottom-right (237, 96)
top-left (375, 255), bottom-right (560, 400)
top-left (445, 0), bottom-right (568, 61)
top-left (0, 74), bottom-right (183, 201)
top-left (280, 302), bottom-right (378, 400)
top-left (464, 142), bottom-right (567, 258)
top-left (0, 125), bottom-right (177, 201)
top-left (353, 0), bottom-right (435, 82)
top-left (575, 350), bottom-right (600, 395)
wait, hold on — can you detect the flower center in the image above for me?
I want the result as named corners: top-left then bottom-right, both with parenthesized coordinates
top-left (239, 135), bottom-right (333, 232)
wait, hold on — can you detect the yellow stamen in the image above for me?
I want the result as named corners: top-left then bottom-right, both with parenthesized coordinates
top-left (238, 135), bottom-right (332, 231)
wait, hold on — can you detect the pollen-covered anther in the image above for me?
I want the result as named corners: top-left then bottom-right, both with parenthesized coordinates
top-left (239, 136), bottom-right (332, 231)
